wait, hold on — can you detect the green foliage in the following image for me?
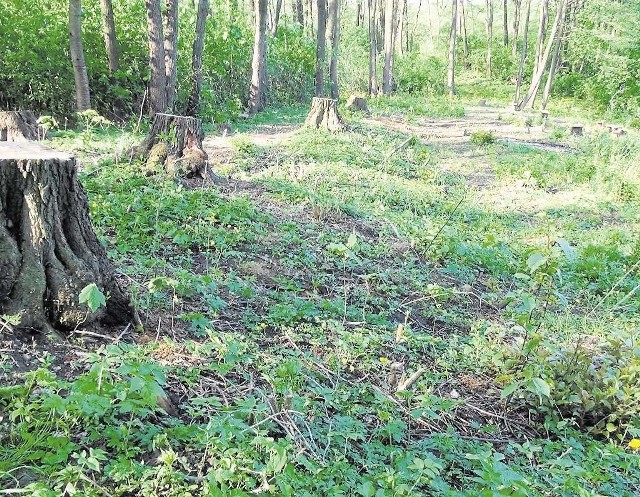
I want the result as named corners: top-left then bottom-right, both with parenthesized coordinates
top-left (78, 283), bottom-right (106, 313)
top-left (394, 54), bottom-right (446, 95)
top-left (470, 130), bottom-right (496, 146)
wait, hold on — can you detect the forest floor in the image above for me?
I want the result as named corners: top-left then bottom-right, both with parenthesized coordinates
top-left (1, 94), bottom-right (640, 496)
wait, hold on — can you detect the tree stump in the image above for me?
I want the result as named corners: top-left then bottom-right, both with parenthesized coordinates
top-left (305, 97), bottom-right (347, 132)
top-left (570, 124), bottom-right (584, 137)
top-left (135, 113), bottom-right (209, 178)
top-left (0, 143), bottom-right (132, 333)
top-left (0, 111), bottom-right (44, 142)
top-left (345, 95), bottom-right (370, 114)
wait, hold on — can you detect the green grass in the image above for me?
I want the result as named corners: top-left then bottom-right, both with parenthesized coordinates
top-left (2, 97), bottom-right (640, 496)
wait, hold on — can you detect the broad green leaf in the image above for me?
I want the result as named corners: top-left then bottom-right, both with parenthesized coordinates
top-left (79, 283), bottom-right (106, 313)
top-left (556, 238), bottom-right (577, 261)
top-left (530, 378), bottom-right (551, 398)
top-left (526, 252), bottom-right (547, 273)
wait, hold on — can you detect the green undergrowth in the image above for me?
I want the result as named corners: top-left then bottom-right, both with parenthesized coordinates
top-left (2, 99), bottom-right (640, 495)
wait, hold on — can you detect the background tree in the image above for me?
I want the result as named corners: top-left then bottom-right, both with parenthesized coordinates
top-left (367, 0), bottom-right (378, 96)
top-left (447, 0), bottom-right (457, 96)
top-left (144, 0), bottom-right (167, 115)
top-left (186, 0), bottom-right (210, 115)
top-left (327, 0), bottom-right (340, 99)
top-left (99, 0), bottom-right (119, 75)
top-left (164, 0), bottom-right (179, 112)
top-left (502, 0), bottom-right (508, 45)
top-left (485, 0), bottom-right (493, 77)
top-left (514, 0), bottom-right (531, 104)
top-left (382, 0), bottom-right (396, 94)
top-left (69, 0), bottom-right (91, 111)
top-left (248, 0), bottom-right (268, 113)
top-left (314, 0), bottom-right (327, 96)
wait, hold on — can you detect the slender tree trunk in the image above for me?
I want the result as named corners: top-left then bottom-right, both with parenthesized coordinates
top-left (514, 0), bottom-right (531, 104)
top-left (533, 0), bottom-right (548, 73)
top-left (356, 0), bottom-right (362, 26)
top-left (382, 0), bottom-right (396, 94)
top-left (518, 0), bottom-right (567, 109)
top-left (69, 0), bottom-right (91, 111)
top-left (327, 0), bottom-right (340, 99)
top-left (459, 0), bottom-right (469, 62)
top-left (271, 0), bottom-right (284, 35)
top-left (447, 0), bottom-right (457, 96)
top-left (164, 0), bottom-right (179, 112)
top-left (541, 5), bottom-right (565, 109)
top-left (99, 0), bottom-right (120, 75)
top-left (502, 0), bottom-right (508, 45)
top-left (314, 0), bottom-right (327, 96)
top-left (368, 0), bottom-right (378, 95)
top-left (248, 0), bottom-right (268, 113)
top-left (485, 0), bottom-right (493, 78)
top-left (145, 0), bottom-right (167, 116)
top-left (511, 0), bottom-right (521, 57)
top-left (295, 0), bottom-right (304, 25)
top-left (401, 0), bottom-right (408, 53)
top-left (186, 0), bottom-right (209, 116)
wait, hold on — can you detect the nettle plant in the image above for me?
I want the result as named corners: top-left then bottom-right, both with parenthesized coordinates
top-left (498, 237), bottom-right (640, 438)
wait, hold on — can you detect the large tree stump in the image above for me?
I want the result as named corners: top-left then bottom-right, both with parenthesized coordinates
top-left (0, 143), bottom-right (132, 333)
top-left (135, 113), bottom-right (208, 178)
top-left (305, 97), bottom-right (347, 132)
top-left (0, 111), bottom-right (44, 142)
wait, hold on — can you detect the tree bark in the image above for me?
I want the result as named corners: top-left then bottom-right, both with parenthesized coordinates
top-left (186, 0), bottom-right (210, 116)
top-left (485, 0), bottom-right (493, 78)
top-left (164, 0), bottom-right (179, 112)
top-left (305, 97), bottom-right (346, 131)
top-left (248, 0), bottom-right (268, 113)
top-left (514, 0), bottom-right (530, 104)
top-left (99, 0), bottom-right (120, 75)
top-left (541, 4), bottom-right (565, 109)
top-left (356, 0), bottom-right (362, 26)
top-left (367, 0), bottom-right (378, 96)
top-left (314, 0), bottom-right (327, 96)
top-left (382, 0), bottom-right (396, 95)
top-left (69, 0), bottom-right (91, 112)
top-left (533, 0), bottom-right (548, 75)
top-left (0, 143), bottom-right (132, 333)
top-left (271, 0), bottom-right (284, 35)
top-left (134, 114), bottom-right (209, 177)
top-left (295, 0), bottom-right (304, 26)
top-left (511, 0), bottom-right (521, 57)
top-left (0, 112), bottom-right (45, 142)
top-left (459, 0), bottom-right (469, 63)
top-left (517, 0), bottom-right (567, 110)
top-left (447, 0), bottom-right (457, 97)
top-left (502, 0), bottom-right (508, 46)
top-left (327, 0), bottom-right (340, 99)
top-left (145, 0), bottom-right (167, 116)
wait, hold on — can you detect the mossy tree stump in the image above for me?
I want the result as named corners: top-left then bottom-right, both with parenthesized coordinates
top-left (0, 143), bottom-right (132, 333)
top-left (0, 111), bottom-right (44, 142)
top-left (135, 113), bottom-right (208, 177)
top-left (305, 97), bottom-right (347, 132)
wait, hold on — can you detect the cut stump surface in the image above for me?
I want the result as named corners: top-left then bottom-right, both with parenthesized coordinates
top-left (305, 97), bottom-right (347, 132)
top-left (135, 113), bottom-right (209, 178)
top-left (0, 142), bottom-right (132, 333)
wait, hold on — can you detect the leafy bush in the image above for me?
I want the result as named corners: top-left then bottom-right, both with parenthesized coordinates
top-left (394, 54), bottom-right (446, 95)
top-left (470, 130), bottom-right (496, 145)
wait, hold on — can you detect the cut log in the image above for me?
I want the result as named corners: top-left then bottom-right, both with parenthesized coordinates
top-left (134, 113), bottom-right (209, 178)
top-left (0, 142), bottom-right (132, 333)
top-left (0, 111), bottom-right (45, 142)
top-left (345, 95), bottom-right (370, 114)
top-left (305, 97), bottom-right (347, 132)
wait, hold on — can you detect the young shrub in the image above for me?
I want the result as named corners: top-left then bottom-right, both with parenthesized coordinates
top-left (470, 130), bottom-right (496, 146)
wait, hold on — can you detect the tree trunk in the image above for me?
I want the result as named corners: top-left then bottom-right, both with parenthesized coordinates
top-left (69, 0), bottom-right (91, 112)
top-left (248, 0), bottom-right (268, 113)
top-left (295, 0), bottom-right (304, 26)
top-left (459, 0), bottom-right (469, 63)
top-left (502, 0), bottom-right (508, 45)
top-left (517, 0), bottom-right (567, 110)
top-left (356, 0), bottom-right (362, 26)
top-left (100, 0), bottom-right (120, 76)
top-left (305, 97), bottom-right (346, 131)
top-left (447, 0), bottom-right (457, 97)
top-left (134, 114), bottom-right (209, 177)
top-left (367, 0), bottom-right (378, 96)
top-left (382, 0), bottom-right (396, 95)
top-left (145, 0), bottom-right (167, 116)
top-left (164, 0), bottom-right (179, 112)
top-left (186, 0), bottom-right (209, 116)
top-left (511, 0), bottom-right (521, 57)
top-left (271, 0), bottom-right (284, 35)
top-left (314, 0), bottom-right (327, 96)
top-left (533, 0), bottom-right (548, 75)
top-left (327, 0), bottom-right (340, 99)
top-left (99, 0), bottom-right (120, 75)
top-left (485, 0), bottom-right (493, 78)
top-left (513, 0), bottom-right (530, 104)
top-left (0, 142), bottom-right (132, 333)
top-left (0, 112), bottom-right (45, 142)
top-left (541, 5), bottom-right (565, 109)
